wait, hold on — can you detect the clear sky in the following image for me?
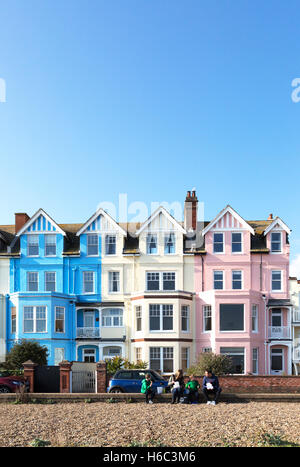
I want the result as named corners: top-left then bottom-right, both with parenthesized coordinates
top-left (1, 1), bottom-right (300, 270)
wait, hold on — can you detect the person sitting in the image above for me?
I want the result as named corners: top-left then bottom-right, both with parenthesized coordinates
top-left (141, 373), bottom-right (155, 404)
top-left (171, 369), bottom-right (185, 404)
top-left (202, 368), bottom-right (222, 405)
top-left (185, 374), bottom-right (200, 404)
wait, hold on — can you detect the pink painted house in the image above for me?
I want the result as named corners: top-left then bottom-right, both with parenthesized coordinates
top-left (191, 202), bottom-right (292, 375)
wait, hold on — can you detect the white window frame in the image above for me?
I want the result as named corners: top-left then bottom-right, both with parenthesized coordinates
top-left (23, 305), bottom-right (47, 333)
top-left (213, 270), bottom-right (224, 290)
top-left (219, 304), bottom-right (245, 333)
top-left (252, 305), bottom-right (258, 333)
top-left (87, 234), bottom-right (99, 256)
top-left (101, 308), bottom-right (123, 327)
top-left (54, 348), bottom-right (65, 366)
top-left (146, 233), bottom-right (158, 255)
top-left (55, 306), bottom-right (65, 333)
top-left (149, 304), bottom-right (174, 332)
top-left (203, 305), bottom-right (212, 332)
top-left (231, 232), bottom-right (243, 254)
top-left (232, 270), bottom-right (243, 290)
top-left (27, 234), bottom-right (39, 257)
top-left (213, 232), bottom-right (224, 254)
top-left (149, 346), bottom-right (174, 374)
top-left (44, 234), bottom-right (57, 257)
top-left (11, 307), bottom-right (16, 334)
top-left (105, 235), bottom-right (116, 256)
top-left (27, 271), bottom-right (39, 292)
top-left (271, 270), bottom-right (283, 292)
top-left (83, 271), bottom-right (95, 294)
top-left (146, 271), bottom-right (176, 292)
top-left (108, 271), bottom-right (120, 293)
top-left (45, 271), bottom-right (56, 292)
top-left (164, 233), bottom-right (176, 254)
top-left (252, 348), bottom-right (259, 375)
top-left (181, 305), bottom-right (190, 332)
top-left (270, 231), bottom-right (282, 253)
top-left (83, 348), bottom-right (96, 363)
top-left (135, 306), bottom-right (142, 332)
top-left (181, 347), bottom-right (190, 371)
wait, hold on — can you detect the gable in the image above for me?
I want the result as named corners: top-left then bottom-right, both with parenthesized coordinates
top-left (15, 209), bottom-right (66, 237)
top-left (202, 205), bottom-right (255, 236)
top-left (135, 206), bottom-right (186, 236)
top-left (263, 217), bottom-right (291, 236)
top-left (76, 209), bottom-right (127, 236)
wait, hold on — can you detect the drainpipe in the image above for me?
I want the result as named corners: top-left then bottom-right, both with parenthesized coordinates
top-left (201, 255), bottom-right (204, 292)
top-left (262, 294), bottom-right (268, 374)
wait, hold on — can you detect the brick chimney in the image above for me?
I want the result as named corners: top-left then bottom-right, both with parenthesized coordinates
top-left (268, 213), bottom-right (273, 220)
top-left (15, 213), bottom-right (30, 233)
top-left (184, 190), bottom-right (198, 231)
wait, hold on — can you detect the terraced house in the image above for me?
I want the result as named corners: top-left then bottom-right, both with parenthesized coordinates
top-left (194, 206), bottom-right (292, 375)
top-left (0, 192), bottom-right (294, 376)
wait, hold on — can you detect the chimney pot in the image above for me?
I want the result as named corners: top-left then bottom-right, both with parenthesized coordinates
top-left (268, 213), bottom-right (273, 220)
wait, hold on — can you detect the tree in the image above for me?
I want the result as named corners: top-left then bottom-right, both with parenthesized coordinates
top-left (187, 352), bottom-right (233, 376)
top-left (4, 339), bottom-right (48, 369)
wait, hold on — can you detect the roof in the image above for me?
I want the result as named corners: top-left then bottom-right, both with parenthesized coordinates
top-left (267, 299), bottom-right (293, 307)
top-left (0, 213), bottom-right (288, 256)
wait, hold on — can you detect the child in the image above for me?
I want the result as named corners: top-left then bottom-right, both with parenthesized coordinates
top-left (141, 373), bottom-right (155, 404)
top-left (185, 375), bottom-right (200, 403)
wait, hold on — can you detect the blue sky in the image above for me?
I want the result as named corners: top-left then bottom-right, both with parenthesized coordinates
top-left (0, 1), bottom-right (300, 268)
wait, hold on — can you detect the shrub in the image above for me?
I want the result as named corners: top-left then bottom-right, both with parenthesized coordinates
top-left (106, 356), bottom-right (148, 376)
top-left (3, 339), bottom-right (48, 370)
top-left (187, 352), bottom-right (233, 376)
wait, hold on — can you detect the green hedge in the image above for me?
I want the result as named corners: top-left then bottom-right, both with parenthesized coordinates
top-left (0, 369), bottom-right (24, 377)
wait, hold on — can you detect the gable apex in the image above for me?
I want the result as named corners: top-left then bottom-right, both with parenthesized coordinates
top-left (76, 208), bottom-right (127, 236)
top-left (201, 205), bottom-right (255, 236)
top-left (263, 217), bottom-right (291, 236)
top-left (135, 206), bottom-right (186, 236)
top-left (15, 209), bottom-right (66, 237)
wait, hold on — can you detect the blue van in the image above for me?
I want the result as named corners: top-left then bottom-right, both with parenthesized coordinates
top-left (107, 369), bottom-right (170, 393)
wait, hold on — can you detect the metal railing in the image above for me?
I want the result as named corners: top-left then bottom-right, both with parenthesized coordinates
top-left (268, 326), bottom-right (291, 339)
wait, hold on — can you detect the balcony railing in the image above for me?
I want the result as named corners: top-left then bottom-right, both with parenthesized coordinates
top-left (76, 327), bottom-right (100, 338)
top-left (268, 326), bottom-right (291, 339)
top-left (293, 311), bottom-right (300, 323)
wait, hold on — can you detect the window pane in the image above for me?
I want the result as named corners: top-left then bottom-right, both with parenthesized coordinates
top-left (163, 272), bottom-right (175, 291)
top-left (149, 305), bottom-right (160, 331)
top-left (232, 233), bottom-right (242, 253)
top-left (232, 271), bottom-right (242, 290)
top-left (87, 235), bottom-right (98, 256)
top-left (27, 272), bottom-right (38, 291)
top-left (45, 235), bottom-right (56, 256)
top-left (147, 272), bottom-right (160, 291)
top-left (28, 235), bottom-right (39, 256)
top-left (83, 271), bottom-right (94, 293)
top-left (163, 347), bottom-right (173, 373)
top-left (214, 271), bottom-right (223, 290)
top-left (45, 272), bottom-right (56, 292)
top-left (105, 235), bottom-right (116, 255)
top-left (147, 234), bottom-right (157, 254)
top-left (109, 272), bottom-right (119, 292)
top-left (271, 233), bottom-right (281, 252)
top-left (213, 233), bottom-right (224, 253)
top-left (165, 233), bottom-right (175, 254)
top-left (162, 305), bottom-right (173, 330)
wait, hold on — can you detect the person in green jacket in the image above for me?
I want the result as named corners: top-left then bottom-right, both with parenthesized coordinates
top-left (141, 373), bottom-right (155, 404)
top-left (185, 375), bottom-right (200, 404)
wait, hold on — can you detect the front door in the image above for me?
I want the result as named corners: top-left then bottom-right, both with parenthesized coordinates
top-left (271, 348), bottom-right (283, 374)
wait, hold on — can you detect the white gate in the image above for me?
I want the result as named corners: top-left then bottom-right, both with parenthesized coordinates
top-left (71, 362), bottom-right (96, 393)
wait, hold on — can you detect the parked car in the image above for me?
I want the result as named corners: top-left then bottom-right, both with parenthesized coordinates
top-left (107, 369), bottom-right (170, 394)
top-left (0, 375), bottom-right (29, 393)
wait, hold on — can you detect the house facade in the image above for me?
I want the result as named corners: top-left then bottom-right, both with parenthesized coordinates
top-left (194, 206), bottom-right (292, 375)
top-left (0, 192), bottom-right (293, 376)
top-left (290, 277), bottom-right (300, 374)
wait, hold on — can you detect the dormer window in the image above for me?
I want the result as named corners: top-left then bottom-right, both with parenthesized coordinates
top-left (271, 232), bottom-right (282, 253)
top-left (232, 233), bottom-right (242, 253)
top-left (105, 235), bottom-right (116, 255)
top-left (147, 234), bottom-right (157, 254)
top-left (213, 233), bottom-right (224, 253)
top-left (87, 234), bottom-right (98, 256)
top-left (165, 233), bottom-right (175, 254)
top-left (27, 235), bottom-right (39, 256)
